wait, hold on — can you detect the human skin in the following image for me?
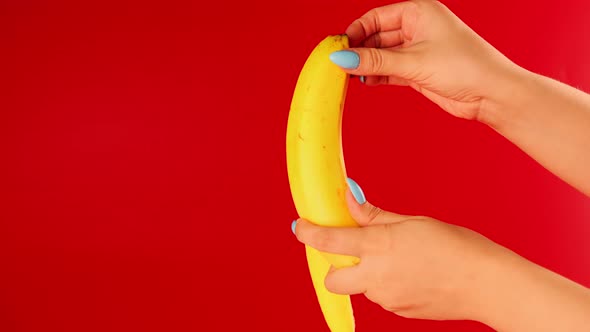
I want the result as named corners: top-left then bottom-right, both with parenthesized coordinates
top-left (293, 182), bottom-right (590, 331)
top-left (292, 1), bottom-right (590, 330)
top-left (329, 0), bottom-right (590, 196)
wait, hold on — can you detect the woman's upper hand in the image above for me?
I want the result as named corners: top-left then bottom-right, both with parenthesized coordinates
top-left (330, 0), bottom-right (523, 122)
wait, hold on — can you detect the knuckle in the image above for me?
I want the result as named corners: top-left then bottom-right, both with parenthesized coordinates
top-left (367, 48), bottom-right (384, 73)
top-left (365, 34), bottom-right (382, 48)
top-left (366, 289), bottom-right (408, 313)
top-left (393, 310), bottom-right (415, 319)
top-left (363, 289), bottom-right (379, 303)
top-left (366, 8), bottom-right (381, 31)
top-left (379, 295), bottom-right (413, 314)
top-left (366, 272), bottom-right (412, 313)
top-left (380, 302), bottom-right (398, 313)
top-left (324, 275), bottom-right (338, 293)
top-left (363, 8), bottom-right (378, 22)
top-left (356, 17), bottom-right (371, 38)
top-left (373, 33), bottom-right (382, 48)
top-left (311, 229), bottom-right (333, 251)
top-left (365, 205), bottom-right (383, 224)
top-left (380, 224), bottom-right (398, 252)
top-left (396, 48), bottom-right (422, 79)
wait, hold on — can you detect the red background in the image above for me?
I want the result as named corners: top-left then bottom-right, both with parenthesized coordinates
top-left (1, 0), bottom-right (590, 331)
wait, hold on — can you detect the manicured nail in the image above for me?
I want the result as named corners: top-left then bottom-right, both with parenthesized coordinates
top-left (329, 50), bottom-right (360, 69)
top-left (291, 220), bottom-right (297, 234)
top-left (346, 177), bottom-right (366, 204)
top-left (359, 76), bottom-right (366, 83)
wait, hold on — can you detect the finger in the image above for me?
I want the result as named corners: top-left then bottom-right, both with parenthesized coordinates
top-left (362, 30), bottom-right (404, 48)
top-left (345, 177), bottom-right (411, 226)
top-left (324, 265), bottom-right (367, 295)
top-left (346, 2), bottom-right (416, 46)
top-left (293, 219), bottom-right (374, 256)
top-left (362, 75), bottom-right (410, 86)
top-left (329, 47), bottom-right (418, 78)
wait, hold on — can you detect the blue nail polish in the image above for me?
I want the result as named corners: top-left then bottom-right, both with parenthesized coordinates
top-left (346, 177), bottom-right (366, 204)
top-left (329, 50), bottom-right (360, 69)
top-left (291, 220), bottom-right (297, 234)
top-left (360, 75), bottom-right (366, 83)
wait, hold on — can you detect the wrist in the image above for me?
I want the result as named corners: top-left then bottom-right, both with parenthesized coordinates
top-left (477, 64), bottom-right (538, 130)
top-left (463, 244), bottom-right (528, 328)
top-left (474, 247), bottom-right (590, 332)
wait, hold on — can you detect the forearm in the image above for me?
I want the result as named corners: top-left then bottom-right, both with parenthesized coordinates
top-left (475, 248), bottom-right (590, 332)
top-left (482, 67), bottom-right (590, 196)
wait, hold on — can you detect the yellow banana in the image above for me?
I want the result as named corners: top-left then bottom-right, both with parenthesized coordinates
top-left (286, 34), bottom-right (360, 332)
top-left (305, 245), bottom-right (355, 332)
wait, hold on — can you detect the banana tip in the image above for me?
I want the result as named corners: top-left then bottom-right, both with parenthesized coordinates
top-left (332, 33), bottom-right (349, 43)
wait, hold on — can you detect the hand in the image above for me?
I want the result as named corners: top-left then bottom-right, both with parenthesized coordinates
top-left (292, 178), bottom-right (510, 322)
top-left (329, 0), bottom-right (524, 122)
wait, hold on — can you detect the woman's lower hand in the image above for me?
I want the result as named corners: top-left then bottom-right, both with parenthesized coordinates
top-left (292, 178), bottom-right (513, 323)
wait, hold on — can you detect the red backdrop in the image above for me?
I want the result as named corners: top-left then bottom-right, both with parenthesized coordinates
top-left (1, 0), bottom-right (590, 331)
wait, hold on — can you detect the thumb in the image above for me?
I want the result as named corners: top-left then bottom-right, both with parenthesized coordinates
top-left (329, 48), bottom-right (416, 78)
top-left (345, 177), bottom-right (410, 226)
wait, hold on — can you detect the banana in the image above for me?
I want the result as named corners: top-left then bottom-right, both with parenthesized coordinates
top-left (305, 245), bottom-right (355, 332)
top-left (286, 34), bottom-right (360, 332)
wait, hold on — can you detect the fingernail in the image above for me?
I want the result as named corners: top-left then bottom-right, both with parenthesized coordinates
top-left (359, 75), bottom-right (366, 83)
top-left (291, 220), bottom-right (297, 234)
top-left (329, 50), bottom-right (360, 69)
top-left (346, 177), bottom-right (366, 204)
